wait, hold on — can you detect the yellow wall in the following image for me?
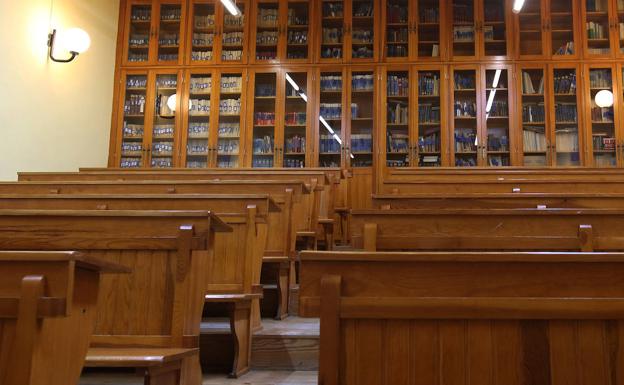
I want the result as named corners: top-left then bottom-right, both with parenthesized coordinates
top-left (0, 0), bottom-right (119, 180)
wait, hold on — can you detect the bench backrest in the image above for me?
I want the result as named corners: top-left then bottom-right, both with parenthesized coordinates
top-left (350, 208), bottom-right (624, 252)
top-left (299, 250), bottom-right (624, 385)
top-left (0, 210), bottom-right (229, 351)
top-left (0, 251), bottom-right (126, 385)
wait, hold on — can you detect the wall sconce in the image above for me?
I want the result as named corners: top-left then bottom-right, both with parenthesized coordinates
top-left (48, 28), bottom-right (91, 63)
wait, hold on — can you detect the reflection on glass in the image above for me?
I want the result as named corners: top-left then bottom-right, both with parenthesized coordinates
top-left (484, 69), bottom-right (510, 166)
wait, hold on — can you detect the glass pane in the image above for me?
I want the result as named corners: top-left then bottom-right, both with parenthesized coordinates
top-left (157, 4), bottom-right (182, 62)
top-left (252, 73), bottom-right (277, 168)
top-left (284, 72), bottom-right (308, 168)
top-left (286, 2), bottom-right (310, 60)
top-left (418, 0), bottom-right (441, 57)
top-left (321, 1), bottom-right (344, 59)
top-left (386, 71), bottom-right (410, 167)
top-left (352, 0), bottom-right (375, 59)
top-left (217, 74), bottom-right (243, 168)
top-left (151, 74), bottom-right (177, 168)
top-left (553, 68), bottom-right (580, 166)
top-left (386, 0), bottom-right (409, 58)
top-left (586, 0), bottom-right (611, 55)
top-left (256, 2), bottom-right (279, 61)
top-left (453, 70), bottom-right (477, 167)
top-left (589, 68), bottom-right (616, 166)
top-left (350, 71), bottom-right (374, 167)
top-left (121, 75), bottom-right (148, 168)
top-left (191, 3), bottom-right (216, 62)
top-left (319, 72), bottom-right (343, 167)
top-left (187, 74), bottom-right (212, 168)
top-left (221, 5), bottom-right (245, 62)
top-left (484, 69), bottom-right (510, 166)
top-left (128, 5), bottom-right (151, 63)
top-left (618, 0), bottom-right (624, 54)
top-left (417, 71), bottom-right (441, 166)
top-left (520, 69), bottom-right (548, 166)
top-left (452, 0), bottom-right (475, 57)
top-left (551, 0), bottom-right (575, 56)
top-left (483, 0), bottom-right (506, 56)
top-left (518, 0), bottom-right (542, 56)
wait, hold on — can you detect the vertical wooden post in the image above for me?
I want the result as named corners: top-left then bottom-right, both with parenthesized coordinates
top-left (363, 223), bottom-right (378, 251)
top-left (319, 275), bottom-right (342, 385)
top-left (578, 224), bottom-right (594, 251)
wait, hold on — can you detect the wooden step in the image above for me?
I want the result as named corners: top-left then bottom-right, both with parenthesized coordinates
top-left (251, 317), bottom-right (319, 371)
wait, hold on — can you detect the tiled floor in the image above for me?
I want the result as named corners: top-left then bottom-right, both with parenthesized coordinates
top-left (80, 370), bottom-right (317, 385)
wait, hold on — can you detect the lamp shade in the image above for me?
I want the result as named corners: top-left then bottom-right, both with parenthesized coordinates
top-left (595, 89), bottom-right (614, 108)
top-left (58, 28), bottom-right (91, 54)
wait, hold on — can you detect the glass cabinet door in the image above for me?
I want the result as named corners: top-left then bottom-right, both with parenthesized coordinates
top-left (283, 71), bottom-right (309, 168)
top-left (584, 0), bottom-right (613, 56)
top-left (385, 70), bottom-right (411, 167)
top-left (150, 73), bottom-right (178, 168)
top-left (550, 0), bottom-right (576, 57)
top-left (517, 0), bottom-right (545, 58)
top-left (254, 1), bottom-right (280, 62)
top-left (320, 0), bottom-right (345, 61)
top-left (520, 68), bottom-right (549, 166)
top-left (417, 0), bottom-right (442, 59)
top-left (481, 0), bottom-right (507, 57)
top-left (217, 73), bottom-right (244, 168)
top-left (483, 68), bottom-right (511, 166)
top-left (351, 0), bottom-right (376, 60)
top-left (285, 1), bottom-right (311, 61)
top-left (552, 67), bottom-right (581, 166)
top-left (384, 0), bottom-right (410, 60)
top-left (189, 1), bottom-right (216, 64)
top-left (617, 0), bottom-right (624, 55)
top-left (220, 2), bottom-right (246, 63)
top-left (349, 70), bottom-right (375, 167)
top-left (126, 3), bottom-right (152, 64)
top-left (251, 71), bottom-right (278, 168)
top-left (185, 73), bottom-right (213, 168)
top-left (120, 74), bottom-right (149, 168)
top-left (416, 69), bottom-right (443, 166)
top-left (318, 70), bottom-right (345, 167)
top-left (156, 2), bottom-right (184, 64)
top-left (587, 67), bottom-right (617, 166)
top-left (452, 69), bottom-right (478, 166)
top-left (450, 0), bottom-right (477, 58)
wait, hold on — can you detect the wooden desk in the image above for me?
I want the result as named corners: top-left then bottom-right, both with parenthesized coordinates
top-left (0, 251), bottom-right (128, 385)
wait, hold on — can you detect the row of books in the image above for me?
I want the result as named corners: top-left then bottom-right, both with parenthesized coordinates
top-left (322, 2), bottom-right (343, 18)
top-left (123, 123), bottom-right (144, 138)
top-left (152, 142), bottom-right (174, 155)
top-left (253, 135), bottom-right (274, 154)
top-left (188, 123), bottom-right (209, 137)
top-left (220, 76), bottom-right (242, 93)
top-left (284, 158), bottom-right (305, 168)
top-left (158, 33), bottom-right (179, 47)
top-left (319, 135), bottom-right (342, 153)
top-left (255, 84), bottom-right (276, 97)
top-left (322, 28), bottom-right (343, 44)
top-left (151, 158), bottom-right (173, 168)
top-left (487, 100), bottom-right (508, 117)
top-left (555, 103), bottom-right (577, 122)
top-left (219, 98), bottom-right (242, 115)
top-left (419, 132), bottom-right (440, 153)
top-left (121, 158), bottom-right (142, 168)
top-left (454, 129), bottom-right (477, 152)
top-left (454, 100), bottom-right (477, 117)
top-left (353, 2), bottom-right (374, 17)
top-left (131, 8), bottom-right (151, 21)
top-left (488, 155), bottom-right (509, 166)
top-left (125, 94), bottom-right (146, 116)
top-left (420, 7), bottom-right (439, 23)
top-left (487, 135), bottom-right (509, 152)
top-left (523, 104), bottom-right (545, 123)
top-left (587, 21), bottom-right (608, 40)
top-left (222, 50), bottom-right (243, 61)
top-left (387, 75), bottom-right (409, 96)
top-left (222, 32), bottom-right (243, 46)
top-left (187, 160), bottom-right (208, 168)
top-left (456, 157), bottom-right (477, 167)
top-left (254, 112), bottom-right (275, 126)
top-left (158, 53), bottom-right (178, 62)
top-left (418, 104), bottom-right (441, 124)
top-left (257, 8), bottom-right (279, 28)
top-left (192, 50), bottom-right (213, 61)
top-left (285, 112), bottom-right (307, 125)
top-left (387, 3), bottom-right (408, 23)
top-left (586, 0), bottom-right (608, 12)
top-left (351, 134), bottom-right (373, 153)
top-left (218, 123), bottom-right (240, 137)
top-left (127, 76), bottom-right (147, 89)
top-left (555, 129), bottom-right (579, 152)
top-left (256, 31), bottom-right (278, 46)
top-left (553, 72), bottom-right (576, 94)
top-left (352, 30), bottom-right (374, 44)
top-left (554, 41), bottom-right (574, 55)
top-left (190, 99), bottom-right (210, 116)
top-left (129, 34), bottom-right (149, 47)
top-left (153, 124), bottom-right (174, 138)
top-left (288, 31), bottom-right (307, 45)
top-left (217, 158), bottom-right (239, 168)
top-left (521, 72), bottom-right (545, 95)
top-left (453, 3), bottom-right (474, 23)
top-left (253, 158), bottom-right (274, 168)
top-left (454, 73), bottom-right (475, 90)
top-left (194, 14), bottom-right (215, 29)
top-left (160, 8), bottom-right (182, 21)
top-left (320, 76), bottom-right (342, 91)
top-left (192, 33), bottom-right (213, 47)
top-left (352, 74), bottom-right (374, 91)
top-left (121, 142), bottom-right (143, 153)
top-left (287, 9), bottom-right (308, 26)
top-left (388, 102), bottom-right (409, 124)
top-left (589, 69), bottom-right (612, 88)
top-left (319, 103), bottom-right (342, 119)
top-left (523, 127), bottom-right (548, 152)
top-left (593, 133), bottom-right (616, 151)
top-left (353, 46), bottom-right (374, 58)
top-left (218, 139), bottom-right (239, 154)
top-left (387, 29), bottom-right (408, 44)
top-left (387, 44), bottom-right (408, 57)
top-left (187, 141), bottom-right (208, 155)
top-left (190, 77), bottom-right (212, 93)
top-left (256, 51), bottom-right (277, 60)
top-left (224, 14), bottom-right (244, 27)
top-left (418, 73), bottom-right (440, 96)
top-left (387, 132), bottom-right (409, 153)
top-left (286, 135), bottom-right (306, 153)
top-left (453, 26), bottom-right (474, 42)
top-left (591, 105), bottom-right (614, 122)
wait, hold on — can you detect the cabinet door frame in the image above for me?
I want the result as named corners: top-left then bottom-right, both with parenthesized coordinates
top-left (315, 66), bottom-right (349, 168)
top-left (122, 0), bottom-right (158, 67)
top-left (448, 0), bottom-right (480, 61)
top-left (316, 0), bottom-right (348, 63)
top-left (515, 63), bottom-right (553, 166)
top-left (582, 62), bottom-right (621, 167)
top-left (616, 63), bottom-right (624, 166)
top-left (180, 68), bottom-right (217, 168)
top-left (413, 64), bottom-right (450, 167)
top-left (381, 0), bottom-right (415, 62)
top-left (281, 66), bottom-right (316, 168)
top-left (380, 65), bottom-right (413, 168)
top-left (349, 0), bottom-right (380, 63)
top-left (548, 62), bottom-right (585, 166)
top-left (283, 0), bottom-right (315, 63)
top-left (346, 65), bottom-right (378, 169)
top-left (514, 0), bottom-right (547, 60)
top-left (547, 0), bottom-right (581, 60)
top-left (214, 68), bottom-right (248, 168)
top-left (153, 0), bottom-right (187, 67)
top-left (186, 0), bottom-right (219, 66)
top-left (449, 64), bottom-right (482, 167)
top-left (215, 0), bottom-right (250, 65)
top-left (250, 0), bottom-right (283, 64)
top-left (478, 0), bottom-right (513, 60)
top-left (581, 0), bottom-right (617, 58)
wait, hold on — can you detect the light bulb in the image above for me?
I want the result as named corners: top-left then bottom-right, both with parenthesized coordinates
top-left (167, 94), bottom-right (177, 111)
top-left (58, 28), bottom-right (91, 54)
top-left (595, 89), bottom-right (614, 108)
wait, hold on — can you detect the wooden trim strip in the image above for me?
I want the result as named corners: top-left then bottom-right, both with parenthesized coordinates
top-left (0, 297), bottom-right (66, 318)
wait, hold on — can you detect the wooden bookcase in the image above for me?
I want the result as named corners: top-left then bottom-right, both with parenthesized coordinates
top-left (110, 0), bottom-right (624, 173)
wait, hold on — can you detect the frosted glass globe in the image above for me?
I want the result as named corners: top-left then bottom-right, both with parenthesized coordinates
top-left (595, 90), bottom-right (614, 108)
top-left (167, 94), bottom-right (177, 111)
top-left (59, 28), bottom-right (91, 54)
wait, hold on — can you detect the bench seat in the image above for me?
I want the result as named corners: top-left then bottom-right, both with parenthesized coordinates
top-left (85, 348), bottom-right (198, 367)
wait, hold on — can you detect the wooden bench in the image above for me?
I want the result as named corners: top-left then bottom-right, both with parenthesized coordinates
top-left (300, 250), bottom-right (624, 385)
top-left (0, 251), bottom-right (127, 385)
top-left (350, 208), bottom-right (624, 252)
top-left (0, 180), bottom-right (304, 319)
top-left (0, 210), bottom-right (230, 385)
top-left (0, 193), bottom-right (275, 376)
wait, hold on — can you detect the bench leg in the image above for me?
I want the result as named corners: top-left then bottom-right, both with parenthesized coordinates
top-left (275, 262), bottom-right (290, 320)
top-left (142, 361), bottom-right (183, 385)
top-left (228, 301), bottom-right (253, 378)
